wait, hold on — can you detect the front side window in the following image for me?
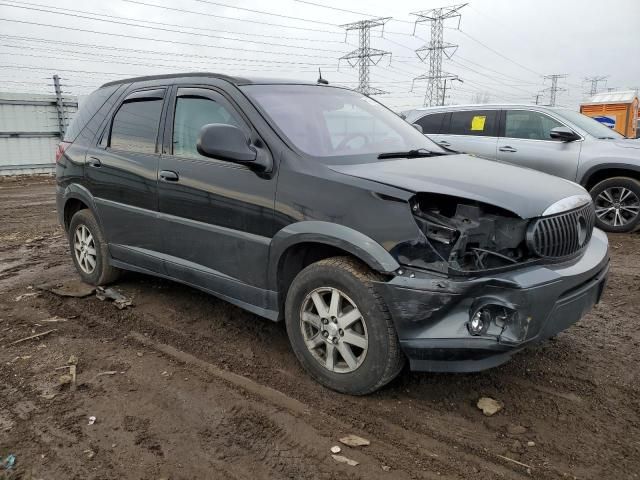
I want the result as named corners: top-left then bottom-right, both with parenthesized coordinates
top-left (110, 99), bottom-right (163, 154)
top-left (240, 84), bottom-right (444, 158)
top-left (415, 112), bottom-right (448, 134)
top-left (172, 92), bottom-right (244, 159)
top-left (504, 110), bottom-right (563, 140)
top-left (448, 110), bottom-right (498, 136)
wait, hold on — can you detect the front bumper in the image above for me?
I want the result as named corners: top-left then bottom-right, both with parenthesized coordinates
top-left (376, 228), bottom-right (610, 372)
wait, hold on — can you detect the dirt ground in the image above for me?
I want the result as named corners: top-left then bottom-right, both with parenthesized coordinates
top-left (0, 176), bottom-right (638, 480)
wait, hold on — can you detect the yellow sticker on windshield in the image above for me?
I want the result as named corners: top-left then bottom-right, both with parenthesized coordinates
top-left (471, 115), bottom-right (486, 131)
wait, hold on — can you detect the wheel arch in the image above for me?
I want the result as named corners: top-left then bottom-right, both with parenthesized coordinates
top-left (580, 164), bottom-right (640, 191)
top-left (61, 184), bottom-right (99, 231)
top-left (269, 221), bottom-right (400, 315)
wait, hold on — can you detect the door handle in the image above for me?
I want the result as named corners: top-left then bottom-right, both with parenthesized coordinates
top-left (87, 157), bottom-right (102, 168)
top-left (499, 146), bottom-right (517, 153)
top-left (438, 140), bottom-right (451, 147)
top-left (159, 170), bottom-right (179, 182)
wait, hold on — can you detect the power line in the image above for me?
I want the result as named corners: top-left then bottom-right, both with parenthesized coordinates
top-left (293, 0), bottom-right (415, 24)
top-left (411, 4), bottom-right (466, 107)
top-left (122, 0), bottom-right (344, 35)
top-left (339, 18), bottom-right (392, 95)
top-left (0, 18), bottom-right (338, 60)
top-left (0, 2), bottom-right (345, 54)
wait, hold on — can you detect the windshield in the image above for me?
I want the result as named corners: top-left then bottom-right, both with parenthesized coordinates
top-left (241, 84), bottom-right (445, 158)
top-left (556, 108), bottom-right (625, 139)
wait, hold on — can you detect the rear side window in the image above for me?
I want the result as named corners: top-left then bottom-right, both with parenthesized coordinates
top-left (110, 99), bottom-right (163, 154)
top-left (415, 112), bottom-right (448, 134)
top-left (504, 110), bottom-right (563, 140)
top-left (64, 85), bottom-right (119, 142)
top-left (449, 110), bottom-right (498, 136)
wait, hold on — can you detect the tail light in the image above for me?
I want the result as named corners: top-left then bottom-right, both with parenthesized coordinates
top-left (55, 141), bottom-right (72, 163)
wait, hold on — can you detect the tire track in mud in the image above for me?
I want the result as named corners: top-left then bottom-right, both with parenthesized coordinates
top-left (36, 292), bottom-right (537, 480)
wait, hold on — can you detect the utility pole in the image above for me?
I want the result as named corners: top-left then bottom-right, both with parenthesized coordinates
top-left (532, 92), bottom-right (543, 105)
top-left (52, 74), bottom-right (66, 138)
top-left (543, 74), bottom-right (567, 106)
top-left (441, 76), bottom-right (463, 106)
top-left (339, 18), bottom-right (392, 95)
top-left (584, 75), bottom-right (608, 97)
top-left (411, 4), bottom-right (466, 107)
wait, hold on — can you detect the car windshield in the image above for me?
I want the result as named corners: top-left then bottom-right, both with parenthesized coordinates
top-left (241, 84), bottom-right (445, 158)
top-left (555, 108), bottom-right (625, 139)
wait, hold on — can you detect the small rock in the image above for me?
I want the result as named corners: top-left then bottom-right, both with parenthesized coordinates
top-left (88, 416), bottom-right (96, 426)
top-left (331, 454), bottom-right (359, 466)
top-left (330, 445), bottom-right (341, 454)
top-left (84, 449), bottom-right (95, 460)
top-left (527, 441), bottom-right (536, 447)
top-left (339, 434), bottom-right (370, 447)
top-left (381, 465), bottom-right (391, 472)
top-left (477, 397), bottom-right (503, 416)
top-left (510, 440), bottom-right (524, 454)
top-left (67, 355), bottom-right (78, 366)
top-left (136, 352), bottom-right (143, 357)
top-left (507, 424), bottom-right (527, 435)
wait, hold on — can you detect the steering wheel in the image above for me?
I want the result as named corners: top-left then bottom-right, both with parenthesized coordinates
top-left (336, 133), bottom-right (369, 151)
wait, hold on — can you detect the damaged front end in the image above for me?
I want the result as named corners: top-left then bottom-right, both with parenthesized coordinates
top-left (409, 193), bottom-right (533, 275)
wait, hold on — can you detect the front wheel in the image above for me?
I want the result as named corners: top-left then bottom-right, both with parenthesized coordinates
top-left (590, 177), bottom-right (640, 233)
top-left (284, 257), bottom-right (405, 395)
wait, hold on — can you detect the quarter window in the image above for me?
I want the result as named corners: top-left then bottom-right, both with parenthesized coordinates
top-left (415, 112), bottom-right (448, 134)
top-left (449, 110), bottom-right (497, 136)
top-left (110, 99), bottom-right (163, 154)
top-left (504, 110), bottom-right (564, 140)
top-left (173, 93), bottom-right (244, 159)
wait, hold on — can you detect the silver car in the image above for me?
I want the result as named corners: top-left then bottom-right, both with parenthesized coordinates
top-left (403, 104), bottom-right (640, 232)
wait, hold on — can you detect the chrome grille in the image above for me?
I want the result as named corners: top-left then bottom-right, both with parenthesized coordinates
top-left (527, 202), bottom-right (595, 258)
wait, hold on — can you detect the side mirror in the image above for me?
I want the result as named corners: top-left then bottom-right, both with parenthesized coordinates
top-left (550, 126), bottom-right (580, 142)
top-left (197, 123), bottom-right (257, 163)
top-left (412, 123), bottom-right (423, 134)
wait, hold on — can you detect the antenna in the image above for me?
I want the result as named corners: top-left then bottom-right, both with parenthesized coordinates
top-left (317, 68), bottom-right (328, 85)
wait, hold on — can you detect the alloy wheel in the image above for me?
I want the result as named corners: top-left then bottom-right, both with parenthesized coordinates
top-left (299, 287), bottom-right (368, 374)
top-left (73, 224), bottom-right (97, 274)
top-left (595, 187), bottom-right (640, 228)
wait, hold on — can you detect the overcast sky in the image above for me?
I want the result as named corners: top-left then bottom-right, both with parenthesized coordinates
top-left (0, 0), bottom-right (638, 110)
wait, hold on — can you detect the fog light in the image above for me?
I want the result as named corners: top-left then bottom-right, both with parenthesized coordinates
top-left (467, 308), bottom-right (491, 336)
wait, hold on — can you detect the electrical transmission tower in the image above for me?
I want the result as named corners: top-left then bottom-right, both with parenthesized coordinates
top-left (543, 74), bottom-right (568, 106)
top-left (584, 75), bottom-right (608, 97)
top-left (411, 4), bottom-right (467, 107)
top-left (339, 18), bottom-right (392, 95)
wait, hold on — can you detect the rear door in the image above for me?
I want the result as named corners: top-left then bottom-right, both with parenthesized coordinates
top-left (436, 109), bottom-right (499, 159)
top-left (157, 86), bottom-right (276, 291)
top-left (496, 109), bottom-right (581, 180)
top-left (86, 88), bottom-right (167, 271)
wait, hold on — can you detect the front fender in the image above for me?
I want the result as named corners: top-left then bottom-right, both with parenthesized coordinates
top-left (267, 221), bottom-right (400, 287)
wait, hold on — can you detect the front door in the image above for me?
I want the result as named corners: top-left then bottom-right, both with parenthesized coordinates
top-left (496, 109), bottom-right (582, 181)
top-left (86, 88), bottom-right (166, 271)
top-left (157, 86), bottom-right (276, 293)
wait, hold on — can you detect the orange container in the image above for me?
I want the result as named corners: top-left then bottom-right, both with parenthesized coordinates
top-left (580, 91), bottom-right (639, 138)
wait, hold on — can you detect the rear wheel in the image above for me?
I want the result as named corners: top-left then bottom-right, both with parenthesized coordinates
top-left (68, 209), bottom-right (120, 285)
top-left (590, 177), bottom-right (640, 232)
top-left (284, 256), bottom-right (405, 395)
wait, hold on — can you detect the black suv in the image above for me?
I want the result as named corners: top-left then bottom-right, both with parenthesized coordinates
top-left (56, 73), bottom-right (609, 395)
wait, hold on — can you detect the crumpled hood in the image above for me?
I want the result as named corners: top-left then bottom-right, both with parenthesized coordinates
top-left (329, 154), bottom-right (588, 219)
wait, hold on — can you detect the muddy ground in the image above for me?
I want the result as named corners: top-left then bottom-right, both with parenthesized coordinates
top-left (0, 176), bottom-right (638, 480)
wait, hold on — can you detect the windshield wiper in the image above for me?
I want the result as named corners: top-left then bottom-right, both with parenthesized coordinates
top-left (377, 148), bottom-right (445, 159)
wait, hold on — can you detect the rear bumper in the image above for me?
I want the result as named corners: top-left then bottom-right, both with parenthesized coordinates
top-left (375, 228), bottom-right (610, 372)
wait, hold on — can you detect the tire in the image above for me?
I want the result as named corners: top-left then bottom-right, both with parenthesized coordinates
top-left (68, 209), bottom-right (121, 285)
top-left (284, 256), bottom-right (405, 395)
top-left (589, 177), bottom-right (640, 233)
